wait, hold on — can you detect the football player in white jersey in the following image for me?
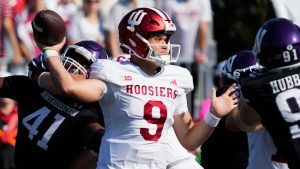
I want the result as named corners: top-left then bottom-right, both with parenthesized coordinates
top-left (112, 55), bottom-right (203, 169)
top-left (37, 7), bottom-right (237, 169)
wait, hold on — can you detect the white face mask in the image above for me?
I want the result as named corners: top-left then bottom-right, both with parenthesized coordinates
top-left (61, 45), bottom-right (93, 76)
top-left (62, 57), bottom-right (88, 76)
top-left (147, 43), bottom-right (181, 66)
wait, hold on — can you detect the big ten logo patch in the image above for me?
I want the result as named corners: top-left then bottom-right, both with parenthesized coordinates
top-left (120, 75), bottom-right (133, 81)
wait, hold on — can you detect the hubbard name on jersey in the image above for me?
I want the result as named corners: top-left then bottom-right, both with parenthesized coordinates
top-left (240, 67), bottom-right (300, 165)
top-left (90, 59), bottom-right (193, 169)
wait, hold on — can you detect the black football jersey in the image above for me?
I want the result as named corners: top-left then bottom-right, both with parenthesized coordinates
top-left (0, 76), bottom-right (103, 169)
top-left (240, 68), bottom-right (300, 169)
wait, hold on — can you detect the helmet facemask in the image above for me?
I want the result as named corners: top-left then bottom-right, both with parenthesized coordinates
top-left (62, 57), bottom-right (88, 75)
top-left (221, 63), bottom-right (261, 81)
top-left (146, 43), bottom-right (180, 66)
top-left (135, 32), bottom-right (180, 66)
top-left (61, 45), bottom-right (95, 77)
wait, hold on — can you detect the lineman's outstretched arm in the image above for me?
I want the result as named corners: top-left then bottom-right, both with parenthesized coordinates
top-left (237, 99), bottom-right (263, 132)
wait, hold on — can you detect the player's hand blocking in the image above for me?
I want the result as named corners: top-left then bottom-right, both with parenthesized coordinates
top-left (211, 83), bottom-right (238, 118)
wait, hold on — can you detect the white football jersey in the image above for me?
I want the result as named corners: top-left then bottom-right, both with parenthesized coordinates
top-left (247, 129), bottom-right (289, 169)
top-left (90, 59), bottom-right (193, 169)
top-left (165, 127), bottom-right (203, 169)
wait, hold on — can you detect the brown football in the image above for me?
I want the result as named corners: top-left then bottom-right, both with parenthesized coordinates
top-left (31, 10), bottom-right (66, 46)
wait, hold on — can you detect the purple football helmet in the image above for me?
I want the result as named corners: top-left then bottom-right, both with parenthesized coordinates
top-left (253, 18), bottom-right (300, 70)
top-left (62, 40), bottom-right (108, 76)
top-left (221, 50), bottom-right (261, 81)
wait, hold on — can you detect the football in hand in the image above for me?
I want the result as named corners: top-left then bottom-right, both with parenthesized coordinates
top-left (31, 10), bottom-right (66, 46)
